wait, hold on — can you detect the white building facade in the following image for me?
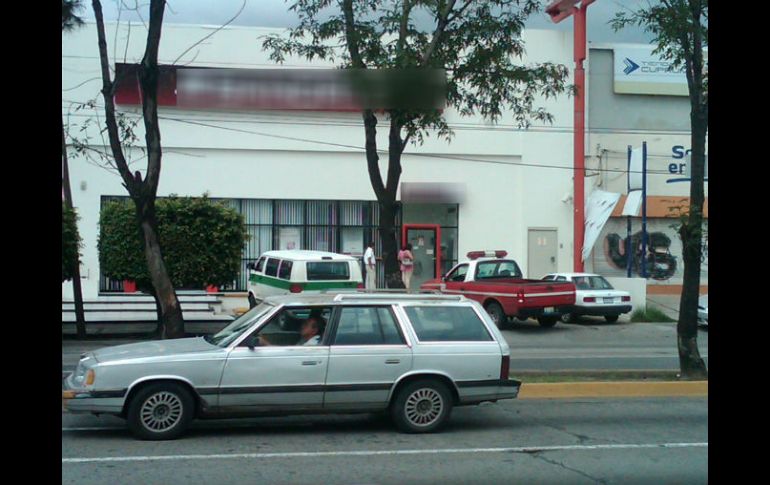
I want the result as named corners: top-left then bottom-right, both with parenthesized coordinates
top-left (63, 22), bottom-right (580, 299)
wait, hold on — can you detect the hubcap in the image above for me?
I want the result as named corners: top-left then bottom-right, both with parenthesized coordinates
top-left (140, 391), bottom-right (183, 432)
top-left (405, 388), bottom-right (443, 427)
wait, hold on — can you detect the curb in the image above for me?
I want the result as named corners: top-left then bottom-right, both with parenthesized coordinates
top-left (518, 381), bottom-right (708, 399)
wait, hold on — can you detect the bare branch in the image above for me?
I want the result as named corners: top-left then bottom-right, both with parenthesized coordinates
top-left (171, 0), bottom-right (246, 66)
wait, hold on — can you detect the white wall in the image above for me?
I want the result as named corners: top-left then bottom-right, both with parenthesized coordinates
top-left (63, 22), bottom-right (577, 298)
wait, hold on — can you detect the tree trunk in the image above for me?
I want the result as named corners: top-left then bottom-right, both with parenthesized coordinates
top-left (379, 199), bottom-right (404, 289)
top-left (135, 200), bottom-right (185, 338)
top-left (62, 117), bottom-right (87, 339)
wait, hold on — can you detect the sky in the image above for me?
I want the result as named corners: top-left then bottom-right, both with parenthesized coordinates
top-left (81, 0), bottom-right (655, 45)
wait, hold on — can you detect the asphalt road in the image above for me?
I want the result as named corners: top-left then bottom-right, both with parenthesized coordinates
top-left (501, 318), bottom-right (708, 372)
top-left (62, 396), bottom-right (708, 484)
top-left (63, 318), bottom-right (707, 374)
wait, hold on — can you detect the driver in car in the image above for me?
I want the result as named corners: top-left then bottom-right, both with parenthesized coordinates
top-left (259, 316), bottom-right (324, 346)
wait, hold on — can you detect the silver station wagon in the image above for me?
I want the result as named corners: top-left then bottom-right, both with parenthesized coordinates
top-left (63, 293), bottom-right (521, 440)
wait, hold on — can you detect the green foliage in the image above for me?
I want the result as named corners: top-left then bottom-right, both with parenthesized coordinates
top-left (99, 196), bottom-right (249, 289)
top-left (62, 203), bottom-right (82, 282)
top-left (630, 307), bottom-right (676, 323)
top-left (262, 0), bottom-right (572, 143)
top-left (62, 0), bottom-right (85, 32)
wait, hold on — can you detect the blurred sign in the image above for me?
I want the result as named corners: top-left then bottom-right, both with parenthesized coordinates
top-left (613, 45), bottom-right (698, 96)
top-left (115, 64), bottom-right (446, 112)
top-left (400, 182), bottom-right (466, 203)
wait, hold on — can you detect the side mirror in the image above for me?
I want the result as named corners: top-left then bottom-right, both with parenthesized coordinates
top-left (247, 262), bottom-right (256, 271)
top-left (441, 275), bottom-right (447, 282)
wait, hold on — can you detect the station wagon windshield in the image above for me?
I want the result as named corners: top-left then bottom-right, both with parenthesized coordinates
top-left (206, 302), bottom-right (274, 347)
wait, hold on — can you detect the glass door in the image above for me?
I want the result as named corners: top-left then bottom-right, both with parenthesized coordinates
top-left (402, 224), bottom-right (442, 290)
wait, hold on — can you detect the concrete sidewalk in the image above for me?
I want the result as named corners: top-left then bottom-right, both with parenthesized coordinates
top-left (645, 294), bottom-right (682, 320)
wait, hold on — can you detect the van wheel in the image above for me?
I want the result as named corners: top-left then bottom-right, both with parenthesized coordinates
top-left (127, 382), bottom-right (194, 441)
top-left (248, 293), bottom-right (257, 309)
top-left (485, 302), bottom-right (507, 330)
top-left (391, 379), bottom-right (453, 433)
top-left (537, 316), bottom-right (558, 328)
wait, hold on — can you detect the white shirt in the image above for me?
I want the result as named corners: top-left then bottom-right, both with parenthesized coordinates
top-left (302, 334), bottom-right (321, 346)
top-left (364, 247), bottom-right (376, 267)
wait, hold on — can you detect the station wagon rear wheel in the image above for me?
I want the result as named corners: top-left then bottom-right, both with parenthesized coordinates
top-left (391, 379), bottom-right (453, 433)
top-left (537, 316), bottom-right (558, 328)
top-left (127, 382), bottom-right (194, 441)
top-left (605, 315), bottom-right (619, 323)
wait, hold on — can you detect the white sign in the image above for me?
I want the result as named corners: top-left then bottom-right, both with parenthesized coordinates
top-left (622, 190), bottom-right (643, 217)
top-left (582, 190), bottom-right (621, 262)
top-left (629, 146), bottom-right (644, 191)
top-left (613, 45), bottom-right (694, 96)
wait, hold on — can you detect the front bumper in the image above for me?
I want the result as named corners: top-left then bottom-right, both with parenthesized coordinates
top-left (62, 377), bottom-right (126, 414)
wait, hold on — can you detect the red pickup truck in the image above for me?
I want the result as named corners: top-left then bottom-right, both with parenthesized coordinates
top-left (420, 251), bottom-right (576, 328)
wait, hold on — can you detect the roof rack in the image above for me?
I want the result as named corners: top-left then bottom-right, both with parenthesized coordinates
top-left (333, 293), bottom-right (465, 302)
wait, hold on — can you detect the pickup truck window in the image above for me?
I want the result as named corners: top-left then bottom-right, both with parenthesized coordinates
top-left (446, 264), bottom-right (468, 282)
top-left (475, 260), bottom-right (522, 280)
top-left (404, 306), bottom-right (493, 342)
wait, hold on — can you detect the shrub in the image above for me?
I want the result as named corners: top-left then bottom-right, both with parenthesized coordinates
top-left (62, 202), bottom-right (81, 282)
top-left (98, 196), bottom-right (249, 289)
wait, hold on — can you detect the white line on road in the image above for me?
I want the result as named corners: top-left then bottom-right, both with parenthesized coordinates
top-left (62, 442), bottom-right (708, 464)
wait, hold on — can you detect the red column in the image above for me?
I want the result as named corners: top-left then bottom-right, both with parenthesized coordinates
top-left (573, 5), bottom-right (587, 273)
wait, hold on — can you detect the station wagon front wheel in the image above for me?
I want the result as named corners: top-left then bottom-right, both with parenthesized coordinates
top-left (127, 382), bottom-right (194, 441)
top-left (391, 380), bottom-right (453, 433)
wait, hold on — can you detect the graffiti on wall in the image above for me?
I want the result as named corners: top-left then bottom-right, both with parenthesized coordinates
top-left (592, 218), bottom-right (708, 285)
top-left (605, 231), bottom-right (677, 280)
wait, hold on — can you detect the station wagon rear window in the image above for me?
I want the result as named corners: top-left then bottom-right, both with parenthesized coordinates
top-left (404, 306), bottom-right (493, 342)
top-left (307, 262), bottom-right (350, 280)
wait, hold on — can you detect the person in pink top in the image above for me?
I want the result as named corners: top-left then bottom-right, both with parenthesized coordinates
top-left (398, 243), bottom-right (415, 290)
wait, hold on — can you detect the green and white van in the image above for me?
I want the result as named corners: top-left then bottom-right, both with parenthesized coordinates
top-left (246, 250), bottom-right (364, 308)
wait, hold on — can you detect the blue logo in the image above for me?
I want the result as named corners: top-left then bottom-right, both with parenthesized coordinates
top-left (623, 58), bottom-right (640, 75)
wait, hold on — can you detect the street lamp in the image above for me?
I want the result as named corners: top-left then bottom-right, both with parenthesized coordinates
top-left (545, 0), bottom-right (596, 273)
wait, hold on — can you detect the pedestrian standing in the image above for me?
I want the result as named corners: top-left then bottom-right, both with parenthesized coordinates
top-left (364, 241), bottom-right (377, 291)
top-left (398, 243), bottom-right (415, 291)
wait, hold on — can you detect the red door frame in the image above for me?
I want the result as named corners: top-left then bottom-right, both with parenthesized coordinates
top-left (402, 224), bottom-right (442, 279)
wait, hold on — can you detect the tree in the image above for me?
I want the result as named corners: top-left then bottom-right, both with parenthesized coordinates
top-left (62, 0), bottom-right (87, 338)
top-left (99, 196), bottom-right (249, 291)
top-left (90, 0), bottom-right (186, 338)
top-left (612, 0), bottom-right (708, 379)
top-left (62, 203), bottom-right (81, 283)
top-left (263, 0), bottom-right (571, 287)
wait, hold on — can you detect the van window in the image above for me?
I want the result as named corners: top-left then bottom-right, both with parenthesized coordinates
top-left (307, 262), bottom-right (350, 280)
top-left (404, 306), bottom-right (493, 342)
top-left (265, 258), bottom-right (280, 277)
top-left (278, 260), bottom-right (293, 280)
top-left (255, 257), bottom-right (266, 272)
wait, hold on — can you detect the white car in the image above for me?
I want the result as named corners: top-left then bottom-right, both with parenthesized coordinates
top-left (698, 294), bottom-right (708, 327)
top-left (542, 273), bottom-right (632, 323)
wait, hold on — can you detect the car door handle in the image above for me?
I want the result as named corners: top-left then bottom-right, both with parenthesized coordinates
top-left (385, 359), bottom-right (401, 364)
top-left (302, 361), bottom-right (320, 366)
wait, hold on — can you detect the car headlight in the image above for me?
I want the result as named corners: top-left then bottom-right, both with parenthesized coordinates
top-left (71, 354), bottom-right (95, 387)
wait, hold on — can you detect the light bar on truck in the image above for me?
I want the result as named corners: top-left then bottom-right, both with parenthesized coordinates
top-left (466, 250), bottom-right (508, 260)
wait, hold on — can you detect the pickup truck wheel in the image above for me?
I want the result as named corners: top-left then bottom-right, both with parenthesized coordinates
top-left (485, 302), bottom-right (507, 330)
top-left (391, 379), bottom-right (453, 433)
top-left (605, 315), bottom-right (619, 323)
top-left (247, 293), bottom-right (257, 309)
top-left (537, 316), bottom-right (558, 328)
top-left (127, 382), bottom-right (194, 441)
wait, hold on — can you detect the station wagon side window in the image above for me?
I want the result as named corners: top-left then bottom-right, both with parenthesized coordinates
top-left (332, 306), bottom-right (405, 346)
top-left (542, 275), bottom-right (556, 281)
top-left (255, 256), bottom-right (266, 272)
top-left (265, 258), bottom-right (280, 277)
top-left (556, 276), bottom-right (567, 282)
top-left (278, 260), bottom-right (293, 280)
top-left (404, 306), bottom-right (493, 342)
top-left (445, 264), bottom-right (469, 282)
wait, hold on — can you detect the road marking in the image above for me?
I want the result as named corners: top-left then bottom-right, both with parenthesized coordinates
top-left (62, 442), bottom-right (708, 463)
top-left (519, 381), bottom-right (708, 398)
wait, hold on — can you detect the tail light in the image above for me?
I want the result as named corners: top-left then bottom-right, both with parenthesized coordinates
top-left (583, 297), bottom-right (596, 302)
top-left (622, 296), bottom-right (631, 302)
top-left (517, 291), bottom-right (525, 304)
top-left (500, 355), bottom-right (510, 380)
top-left (289, 284), bottom-right (303, 293)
